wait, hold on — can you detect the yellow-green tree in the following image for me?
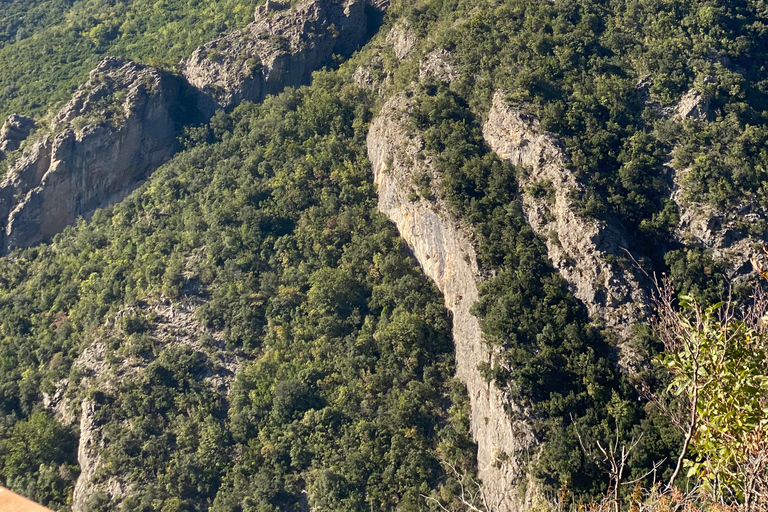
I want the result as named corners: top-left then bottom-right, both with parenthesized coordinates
top-left (654, 282), bottom-right (768, 510)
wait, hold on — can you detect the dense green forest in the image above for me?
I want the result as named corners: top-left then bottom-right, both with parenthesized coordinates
top-left (0, 76), bottom-right (478, 510)
top-left (385, 0), bottom-right (768, 240)
top-left (1, 0), bottom-right (767, 510)
top-left (0, 0), bottom-right (260, 120)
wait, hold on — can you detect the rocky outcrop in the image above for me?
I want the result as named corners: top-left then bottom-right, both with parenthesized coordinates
top-left (69, 340), bottom-right (128, 512)
top-left (675, 89), bottom-right (711, 121)
top-left (419, 49), bottom-right (456, 83)
top-left (368, 92), bottom-right (536, 511)
top-left (385, 23), bottom-right (415, 60)
top-left (182, 0), bottom-right (371, 117)
top-left (671, 168), bottom-right (766, 281)
top-left (70, 297), bottom-right (236, 511)
top-left (668, 87), bottom-right (765, 280)
top-left (0, 0), bottom-right (385, 253)
top-left (0, 114), bottom-right (35, 158)
top-left (0, 57), bottom-right (178, 253)
top-left (483, 92), bottom-right (649, 340)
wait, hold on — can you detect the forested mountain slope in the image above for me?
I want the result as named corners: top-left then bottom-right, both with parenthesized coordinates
top-left (0, 0), bottom-right (767, 511)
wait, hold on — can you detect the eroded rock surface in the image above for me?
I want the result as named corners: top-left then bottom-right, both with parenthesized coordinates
top-left (0, 57), bottom-right (178, 253)
top-left (419, 50), bottom-right (456, 83)
top-left (182, 0), bottom-right (370, 117)
top-left (483, 92), bottom-right (649, 339)
top-left (70, 297), bottom-right (236, 512)
top-left (668, 87), bottom-right (765, 281)
top-left (675, 88), bottom-right (711, 121)
top-left (385, 23), bottom-right (416, 60)
top-left (671, 169), bottom-right (767, 281)
top-left (0, 114), bottom-right (35, 157)
top-left (368, 92), bottom-right (536, 511)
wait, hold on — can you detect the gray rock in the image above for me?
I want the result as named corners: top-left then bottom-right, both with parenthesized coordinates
top-left (182, 0), bottom-right (370, 117)
top-left (0, 58), bottom-right (178, 253)
top-left (70, 296), bottom-right (238, 511)
top-left (675, 88), bottom-right (711, 121)
top-left (483, 92), bottom-right (650, 344)
top-left (418, 49), bottom-right (456, 83)
top-left (368, 92), bottom-right (540, 512)
top-left (385, 23), bottom-right (415, 60)
top-left (0, 114), bottom-right (35, 156)
top-left (672, 166), bottom-right (767, 282)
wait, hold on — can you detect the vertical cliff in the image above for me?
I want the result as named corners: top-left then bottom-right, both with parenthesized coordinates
top-left (368, 93), bottom-right (537, 511)
top-left (0, 58), bottom-right (179, 253)
top-left (483, 92), bottom-right (650, 342)
top-left (181, 0), bottom-right (371, 117)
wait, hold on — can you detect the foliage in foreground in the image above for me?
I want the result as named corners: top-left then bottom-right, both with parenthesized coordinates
top-left (651, 281), bottom-right (768, 511)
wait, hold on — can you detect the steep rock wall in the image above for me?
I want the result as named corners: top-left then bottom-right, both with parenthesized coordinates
top-left (0, 58), bottom-right (178, 253)
top-left (368, 93), bottom-right (536, 511)
top-left (182, 0), bottom-right (370, 117)
top-left (68, 298), bottom-right (236, 511)
top-left (483, 92), bottom-right (649, 340)
top-left (1, 0), bottom-right (383, 254)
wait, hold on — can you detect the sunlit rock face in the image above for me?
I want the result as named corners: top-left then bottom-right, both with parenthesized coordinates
top-left (182, 0), bottom-right (370, 118)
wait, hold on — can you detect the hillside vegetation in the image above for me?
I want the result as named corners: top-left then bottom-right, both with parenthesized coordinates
top-left (0, 0), bottom-right (260, 120)
top-left (0, 0), bottom-right (767, 510)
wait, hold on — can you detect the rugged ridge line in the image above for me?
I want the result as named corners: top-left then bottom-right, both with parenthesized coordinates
top-left (368, 92), bottom-right (537, 511)
top-left (483, 92), bottom-right (650, 342)
top-left (0, 58), bottom-right (178, 254)
top-left (182, 0), bottom-right (370, 117)
top-left (0, 0), bottom-right (385, 255)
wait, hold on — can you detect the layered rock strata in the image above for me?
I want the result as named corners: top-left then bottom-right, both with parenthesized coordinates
top-left (483, 92), bottom-right (649, 339)
top-left (0, 57), bottom-right (178, 253)
top-left (182, 0), bottom-right (369, 117)
top-left (368, 92), bottom-right (536, 511)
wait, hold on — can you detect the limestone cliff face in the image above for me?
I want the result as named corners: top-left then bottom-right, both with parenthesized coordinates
top-left (182, 0), bottom-right (370, 117)
top-left (368, 93), bottom-right (536, 511)
top-left (483, 92), bottom-right (649, 340)
top-left (0, 57), bottom-right (178, 253)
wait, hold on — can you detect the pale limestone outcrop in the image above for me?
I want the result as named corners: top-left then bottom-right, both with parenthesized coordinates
top-left (0, 57), bottom-right (178, 254)
top-left (70, 340), bottom-right (129, 512)
top-left (669, 88), bottom-right (763, 281)
top-left (181, 0), bottom-right (370, 117)
top-left (368, 92), bottom-right (536, 511)
top-left (483, 92), bottom-right (649, 340)
top-left (671, 169), bottom-right (766, 280)
top-left (418, 50), bottom-right (456, 83)
top-left (385, 23), bottom-right (416, 60)
top-left (675, 88), bottom-right (711, 121)
top-left (71, 297), bottom-right (236, 511)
